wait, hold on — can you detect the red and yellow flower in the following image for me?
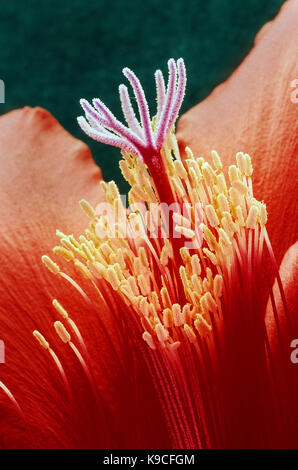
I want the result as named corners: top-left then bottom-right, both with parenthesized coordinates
top-left (0, 0), bottom-right (297, 449)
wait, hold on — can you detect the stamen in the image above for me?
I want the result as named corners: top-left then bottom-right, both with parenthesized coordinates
top-left (42, 255), bottom-right (60, 275)
top-left (80, 199), bottom-right (96, 219)
top-left (0, 381), bottom-right (25, 421)
top-left (33, 330), bottom-right (71, 399)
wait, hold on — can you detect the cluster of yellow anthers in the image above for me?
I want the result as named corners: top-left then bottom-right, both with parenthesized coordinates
top-left (40, 131), bottom-right (267, 352)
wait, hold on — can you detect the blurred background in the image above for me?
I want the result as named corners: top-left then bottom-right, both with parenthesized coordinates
top-left (0, 0), bottom-right (285, 192)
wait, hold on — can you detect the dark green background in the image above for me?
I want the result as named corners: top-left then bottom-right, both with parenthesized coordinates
top-left (0, 0), bottom-right (285, 192)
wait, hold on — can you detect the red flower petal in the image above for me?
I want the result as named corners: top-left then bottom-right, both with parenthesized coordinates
top-left (265, 241), bottom-right (298, 447)
top-left (177, 0), bottom-right (298, 268)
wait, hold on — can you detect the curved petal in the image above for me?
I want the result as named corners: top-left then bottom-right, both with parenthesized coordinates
top-left (265, 241), bottom-right (298, 447)
top-left (177, 0), bottom-right (298, 268)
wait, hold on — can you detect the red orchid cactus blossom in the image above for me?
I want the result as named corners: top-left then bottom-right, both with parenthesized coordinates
top-left (0, 0), bottom-right (297, 449)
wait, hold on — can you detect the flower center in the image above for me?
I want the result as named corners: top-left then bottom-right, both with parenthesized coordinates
top-left (40, 131), bottom-right (267, 353)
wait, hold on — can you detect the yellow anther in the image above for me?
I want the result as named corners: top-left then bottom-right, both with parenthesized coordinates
top-left (54, 321), bottom-right (71, 344)
top-left (203, 248), bottom-right (218, 266)
top-left (74, 260), bottom-right (91, 279)
top-left (183, 324), bottom-right (197, 343)
top-left (106, 266), bottom-right (120, 290)
top-left (206, 267), bottom-right (213, 282)
top-left (162, 308), bottom-right (172, 327)
top-left (201, 224), bottom-right (217, 251)
top-left (138, 246), bottom-right (150, 269)
top-left (191, 254), bottom-right (201, 275)
top-left (217, 193), bottom-right (230, 213)
top-left (123, 277), bottom-right (136, 297)
top-left (53, 246), bottom-right (75, 262)
top-left (185, 146), bottom-right (194, 158)
top-left (189, 167), bottom-right (199, 187)
top-left (61, 237), bottom-right (85, 258)
top-left (136, 297), bottom-right (147, 316)
top-left (133, 257), bottom-right (144, 276)
top-left (173, 212), bottom-right (191, 228)
top-left (180, 247), bottom-right (191, 263)
top-left (33, 330), bottom-right (49, 350)
top-left (119, 159), bottom-right (134, 185)
top-left (42, 255), bottom-right (60, 275)
top-left (168, 341), bottom-right (181, 352)
top-left (56, 229), bottom-right (67, 239)
top-left (186, 158), bottom-right (200, 174)
top-left (228, 165), bottom-right (240, 184)
top-left (160, 287), bottom-right (172, 309)
top-left (100, 243), bottom-right (113, 259)
top-left (172, 304), bottom-right (185, 326)
top-left (259, 203), bottom-right (267, 226)
top-left (175, 226), bottom-right (195, 239)
top-left (202, 162), bottom-right (216, 187)
top-left (81, 243), bottom-right (95, 262)
top-left (149, 302), bottom-right (158, 319)
top-left (95, 220), bottom-right (108, 240)
top-left (79, 199), bottom-right (96, 219)
top-left (68, 235), bottom-right (81, 249)
top-left (232, 179), bottom-right (248, 195)
top-left (120, 283), bottom-right (134, 301)
top-left (244, 154), bottom-right (253, 176)
top-left (142, 331), bottom-right (156, 350)
top-left (150, 291), bottom-right (161, 311)
top-left (78, 235), bottom-right (89, 245)
top-left (196, 157), bottom-right (205, 167)
top-left (229, 187), bottom-right (243, 208)
top-left (218, 228), bottom-right (232, 246)
top-left (174, 160), bottom-right (187, 180)
top-left (130, 185), bottom-right (147, 201)
top-left (160, 245), bottom-right (169, 266)
top-left (115, 248), bottom-right (126, 269)
top-left (200, 291), bottom-right (217, 314)
top-left (100, 180), bottom-right (108, 192)
top-left (172, 177), bottom-right (185, 198)
top-left (246, 205), bottom-right (259, 229)
top-left (191, 274), bottom-right (202, 295)
top-left (202, 277), bottom-right (210, 293)
top-left (91, 261), bottom-right (105, 278)
top-left (214, 274), bottom-right (223, 297)
top-left (155, 323), bottom-right (169, 343)
top-left (182, 304), bottom-right (193, 322)
top-left (108, 181), bottom-right (120, 200)
top-left (236, 152), bottom-right (246, 174)
top-left (138, 274), bottom-right (151, 296)
top-left (205, 204), bottom-right (219, 227)
top-left (52, 299), bottom-right (69, 319)
top-left (221, 212), bottom-right (237, 234)
top-left (112, 263), bottom-right (123, 281)
top-left (194, 314), bottom-right (212, 336)
top-left (211, 150), bottom-right (223, 172)
top-left (216, 174), bottom-right (227, 194)
top-left (235, 205), bottom-right (245, 227)
top-left (179, 266), bottom-right (189, 290)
